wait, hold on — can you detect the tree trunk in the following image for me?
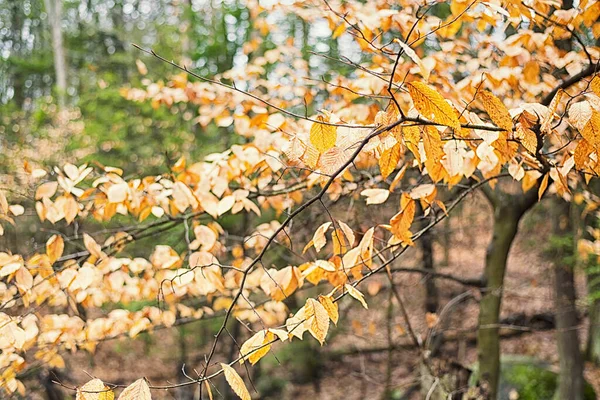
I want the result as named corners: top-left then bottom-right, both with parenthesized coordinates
top-left (552, 199), bottom-right (584, 399)
top-left (585, 181), bottom-right (600, 364)
top-left (43, 0), bottom-right (67, 109)
top-left (477, 188), bottom-right (538, 399)
top-left (477, 205), bottom-right (520, 398)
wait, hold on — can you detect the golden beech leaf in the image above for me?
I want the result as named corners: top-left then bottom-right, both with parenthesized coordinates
top-left (379, 143), bottom-right (402, 179)
top-left (574, 139), bottom-right (594, 170)
top-left (318, 295), bottom-right (339, 325)
top-left (344, 284), bottom-right (368, 309)
top-left (311, 222), bottom-right (332, 253)
top-left (46, 235), bottom-right (64, 264)
top-left (239, 330), bottom-right (271, 365)
top-left (360, 188), bottom-right (390, 205)
top-left (118, 378), bottom-right (151, 400)
top-left (581, 111), bottom-right (600, 148)
top-left (390, 200), bottom-right (416, 245)
top-left (310, 116), bottom-right (337, 153)
top-left (541, 89), bottom-right (564, 134)
top-left (332, 23), bottom-right (346, 39)
top-left (477, 91), bottom-right (513, 131)
top-left (407, 82), bottom-right (460, 129)
top-left (516, 126), bottom-right (538, 154)
top-left (395, 39), bottom-right (430, 81)
top-left (35, 181), bottom-right (58, 200)
top-left (221, 364), bottom-right (251, 400)
top-left (306, 298), bottom-right (330, 345)
top-left (591, 75), bottom-right (600, 98)
top-left (76, 379), bottom-right (114, 400)
top-left (538, 174), bottom-right (549, 201)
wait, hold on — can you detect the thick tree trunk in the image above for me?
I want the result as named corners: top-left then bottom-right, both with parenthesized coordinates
top-left (43, 0), bottom-right (67, 109)
top-left (477, 187), bottom-right (538, 399)
top-left (585, 181), bottom-right (600, 364)
top-left (552, 199), bottom-right (585, 400)
top-left (477, 205), bottom-right (520, 398)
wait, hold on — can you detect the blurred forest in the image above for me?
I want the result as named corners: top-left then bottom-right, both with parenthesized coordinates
top-left (3, 0), bottom-right (600, 400)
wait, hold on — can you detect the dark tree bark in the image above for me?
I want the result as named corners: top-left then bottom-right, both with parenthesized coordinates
top-left (551, 199), bottom-right (584, 400)
top-left (477, 187), bottom-right (538, 399)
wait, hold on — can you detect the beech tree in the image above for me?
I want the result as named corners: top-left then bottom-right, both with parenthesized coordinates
top-left (2, 0), bottom-right (600, 399)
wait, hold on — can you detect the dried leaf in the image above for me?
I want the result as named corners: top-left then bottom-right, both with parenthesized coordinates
top-left (344, 284), bottom-right (368, 309)
top-left (318, 295), bottom-right (339, 325)
top-left (379, 143), bottom-right (402, 179)
top-left (478, 91), bottom-right (513, 131)
top-left (310, 117), bottom-right (337, 153)
top-left (118, 378), bottom-right (151, 400)
top-left (395, 39), bottom-right (430, 81)
top-left (306, 298), bottom-right (330, 345)
top-left (407, 82), bottom-right (460, 129)
top-left (221, 364), bottom-right (251, 400)
top-left (77, 379), bottom-right (114, 400)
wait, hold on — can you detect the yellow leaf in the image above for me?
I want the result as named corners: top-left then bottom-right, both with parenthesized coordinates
top-left (35, 182), bottom-right (58, 200)
top-left (390, 200), bottom-right (416, 245)
top-left (478, 91), bottom-right (513, 131)
top-left (574, 139), bottom-right (594, 170)
top-left (541, 89), bottom-right (564, 134)
top-left (407, 82), bottom-right (460, 129)
top-left (395, 39), bottom-right (430, 81)
top-left (318, 295), bottom-right (339, 325)
top-left (360, 188), bottom-right (390, 205)
top-left (516, 126), bottom-right (538, 154)
top-left (379, 143), bottom-right (402, 179)
top-left (306, 298), bottom-right (330, 345)
top-left (311, 222), bottom-right (332, 252)
top-left (46, 235), bottom-right (64, 263)
top-left (310, 116), bottom-right (337, 153)
top-left (344, 284), bottom-right (368, 309)
top-left (107, 182), bottom-right (129, 204)
top-left (332, 23), bottom-right (346, 39)
top-left (538, 174), bottom-right (549, 201)
top-left (592, 76), bottom-right (600, 98)
top-left (239, 330), bottom-right (271, 365)
top-left (581, 111), bottom-right (600, 148)
top-left (118, 378), bottom-right (151, 400)
top-left (77, 379), bottom-right (114, 400)
top-left (221, 364), bottom-right (251, 400)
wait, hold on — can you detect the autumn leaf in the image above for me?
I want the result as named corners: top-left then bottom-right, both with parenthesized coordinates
top-left (581, 111), bottom-right (600, 148)
top-left (77, 379), bottom-right (114, 400)
top-left (344, 284), bottom-right (368, 309)
top-left (46, 234), bottom-right (64, 263)
top-left (407, 82), bottom-right (460, 129)
top-left (118, 378), bottom-right (151, 400)
top-left (379, 143), bottom-right (402, 179)
top-left (239, 330), bottom-right (271, 365)
top-left (395, 39), bottom-right (430, 81)
top-left (478, 91), bottom-right (513, 131)
top-left (592, 75), bottom-right (600, 98)
top-left (318, 295), bottom-right (339, 325)
top-left (306, 298), bottom-right (330, 345)
top-left (390, 200), bottom-right (416, 245)
top-left (221, 364), bottom-right (251, 400)
top-left (360, 188), bottom-right (390, 205)
top-left (310, 116), bottom-right (337, 153)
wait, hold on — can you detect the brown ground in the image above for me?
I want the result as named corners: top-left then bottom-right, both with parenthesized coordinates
top-left (23, 192), bottom-right (600, 399)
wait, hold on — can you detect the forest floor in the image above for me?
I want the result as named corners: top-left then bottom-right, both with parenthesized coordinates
top-left (29, 192), bottom-right (600, 399)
